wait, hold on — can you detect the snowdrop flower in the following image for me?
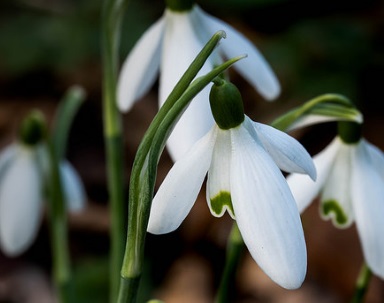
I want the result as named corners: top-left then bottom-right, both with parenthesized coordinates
top-left (0, 113), bottom-right (86, 256)
top-left (117, 1), bottom-right (280, 161)
top-left (148, 80), bottom-right (316, 289)
top-left (287, 122), bottom-right (384, 279)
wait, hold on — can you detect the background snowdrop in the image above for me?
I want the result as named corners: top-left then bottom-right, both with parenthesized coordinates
top-left (287, 121), bottom-right (384, 281)
top-left (0, 111), bottom-right (86, 256)
top-left (117, 1), bottom-right (280, 160)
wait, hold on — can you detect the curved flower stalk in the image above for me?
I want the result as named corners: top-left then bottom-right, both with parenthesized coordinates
top-left (117, 2), bottom-right (280, 161)
top-left (0, 142), bottom-right (86, 256)
top-left (148, 80), bottom-right (316, 289)
top-left (287, 121), bottom-right (384, 280)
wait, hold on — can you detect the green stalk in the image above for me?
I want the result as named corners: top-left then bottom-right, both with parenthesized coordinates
top-left (46, 139), bottom-right (73, 303)
top-left (117, 32), bottom-right (243, 302)
top-left (44, 86), bottom-right (85, 303)
top-left (52, 86), bottom-right (85, 160)
top-left (350, 263), bottom-right (372, 303)
top-left (215, 223), bottom-right (244, 303)
top-left (101, 0), bottom-right (129, 301)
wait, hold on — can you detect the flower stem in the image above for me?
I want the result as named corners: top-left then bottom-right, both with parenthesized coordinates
top-left (215, 222), bottom-right (244, 303)
top-left (350, 263), bottom-right (372, 303)
top-left (52, 86), bottom-right (86, 160)
top-left (46, 139), bottom-right (73, 303)
top-left (45, 86), bottom-right (85, 303)
top-left (101, 0), bottom-right (129, 301)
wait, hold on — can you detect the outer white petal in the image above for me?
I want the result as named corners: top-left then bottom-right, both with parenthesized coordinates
top-left (194, 5), bottom-right (280, 100)
top-left (117, 17), bottom-right (165, 112)
top-left (0, 144), bottom-right (17, 179)
top-left (286, 137), bottom-right (340, 213)
top-left (364, 139), bottom-right (384, 182)
top-left (206, 129), bottom-right (234, 218)
top-left (320, 140), bottom-right (354, 227)
top-left (0, 147), bottom-right (43, 256)
top-left (147, 127), bottom-right (217, 234)
top-left (231, 124), bottom-right (306, 289)
top-left (60, 161), bottom-right (86, 212)
top-left (251, 120), bottom-right (316, 180)
top-left (160, 9), bottom-right (214, 161)
top-left (351, 141), bottom-right (384, 279)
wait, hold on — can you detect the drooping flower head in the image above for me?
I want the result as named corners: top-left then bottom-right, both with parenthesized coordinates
top-left (287, 120), bottom-right (384, 280)
top-left (0, 111), bottom-right (86, 256)
top-left (117, 0), bottom-right (280, 161)
top-left (148, 79), bottom-right (316, 289)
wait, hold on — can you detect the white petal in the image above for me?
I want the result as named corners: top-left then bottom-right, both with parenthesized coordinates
top-left (60, 161), bottom-right (86, 212)
top-left (0, 144), bottom-right (17, 179)
top-left (0, 147), bottom-right (43, 256)
top-left (195, 5), bottom-right (280, 100)
top-left (365, 139), bottom-right (384, 182)
top-left (352, 141), bottom-right (384, 279)
top-left (117, 17), bottom-right (164, 112)
top-left (320, 140), bottom-right (354, 227)
top-left (160, 9), bottom-right (214, 161)
top-left (147, 127), bottom-right (217, 234)
top-left (230, 124), bottom-right (306, 289)
top-left (251, 120), bottom-right (316, 180)
top-left (206, 129), bottom-right (234, 218)
top-left (286, 137), bottom-right (340, 213)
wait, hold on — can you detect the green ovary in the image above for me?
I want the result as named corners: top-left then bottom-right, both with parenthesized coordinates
top-left (322, 200), bottom-right (348, 225)
top-left (210, 191), bottom-right (235, 217)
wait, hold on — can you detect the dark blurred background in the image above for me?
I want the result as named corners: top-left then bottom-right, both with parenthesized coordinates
top-left (0, 0), bottom-right (384, 302)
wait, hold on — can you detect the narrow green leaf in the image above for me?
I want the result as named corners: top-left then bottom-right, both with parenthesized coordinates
top-left (52, 85), bottom-right (86, 159)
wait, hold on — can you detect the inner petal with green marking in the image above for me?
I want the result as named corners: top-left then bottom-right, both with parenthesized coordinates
top-left (209, 191), bottom-right (235, 219)
top-left (321, 199), bottom-right (349, 226)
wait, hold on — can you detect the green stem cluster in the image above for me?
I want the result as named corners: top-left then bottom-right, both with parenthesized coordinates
top-left (101, 0), bottom-right (130, 301)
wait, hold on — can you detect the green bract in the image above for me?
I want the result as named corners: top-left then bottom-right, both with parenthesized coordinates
top-left (18, 110), bottom-right (46, 146)
top-left (338, 121), bottom-right (362, 144)
top-left (209, 79), bottom-right (245, 130)
top-left (165, 0), bottom-right (194, 11)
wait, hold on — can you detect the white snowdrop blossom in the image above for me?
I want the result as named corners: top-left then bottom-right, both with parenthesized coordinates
top-left (117, 4), bottom-right (280, 161)
top-left (148, 113), bottom-right (316, 289)
top-left (0, 143), bottom-right (86, 256)
top-left (287, 136), bottom-right (384, 279)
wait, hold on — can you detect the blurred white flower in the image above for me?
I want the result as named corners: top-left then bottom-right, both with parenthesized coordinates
top-left (147, 116), bottom-right (315, 289)
top-left (287, 136), bottom-right (384, 279)
top-left (117, 4), bottom-right (280, 161)
top-left (0, 143), bottom-right (86, 256)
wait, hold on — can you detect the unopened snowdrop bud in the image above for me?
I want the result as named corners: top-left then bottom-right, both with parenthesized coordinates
top-left (209, 79), bottom-right (245, 130)
top-left (18, 110), bottom-right (46, 146)
top-left (338, 121), bottom-right (362, 144)
top-left (166, 0), bottom-right (194, 11)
